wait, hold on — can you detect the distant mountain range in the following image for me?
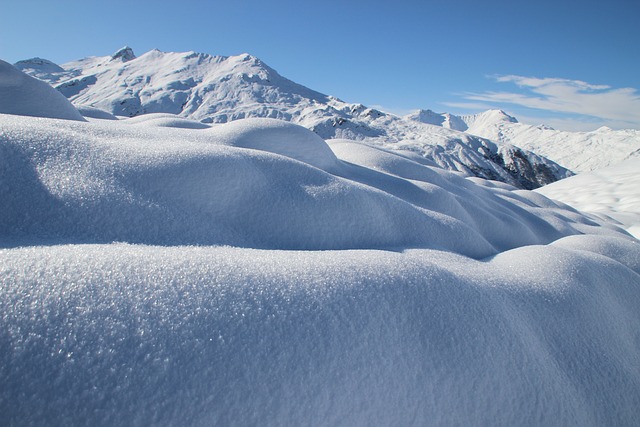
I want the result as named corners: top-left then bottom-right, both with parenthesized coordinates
top-left (16, 46), bottom-right (636, 188)
top-left (408, 108), bottom-right (640, 173)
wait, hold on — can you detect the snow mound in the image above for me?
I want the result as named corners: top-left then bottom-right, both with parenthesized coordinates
top-left (538, 158), bottom-right (640, 238)
top-left (75, 104), bottom-right (118, 120)
top-left (123, 113), bottom-right (210, 129)
top-left (0, 114), bottom-right (606, 256)
top-left (0, 59), bottom-right (85, 121)
top-left (1, 237), bottom-right (639, 426)
top-left (1, 113), bottom-right (640, 426)
top-left (209, 118), bottom-right (340, 171)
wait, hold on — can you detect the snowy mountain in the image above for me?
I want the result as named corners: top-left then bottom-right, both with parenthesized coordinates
top-left (15, 47), bottom-right (572, 189)
top-left (406, 108), bottom-right (519, 132)
top-left (2, 53), bottom-right (640, 426)
top-left (406, 108), bottom-right (640, 172)
top-left (467, 120), bottom-right (640, 173)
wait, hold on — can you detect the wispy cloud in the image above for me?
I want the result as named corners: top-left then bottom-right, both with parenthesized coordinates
top-left (458, 75), bottom-right (640, 129)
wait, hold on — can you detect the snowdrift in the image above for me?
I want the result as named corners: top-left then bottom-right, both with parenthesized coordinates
top-left (0, 114), bottom-right (600, 255)
top-left (0, 59), bottom-right (85, 122)
top-left (1, 112), bottom-right (639, 426)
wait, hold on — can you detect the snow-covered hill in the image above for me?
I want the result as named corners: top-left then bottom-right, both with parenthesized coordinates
top-left (14, 47), bottom-right (571, 189)
top-left (407, 108), bottom-right (640, 172)
top-left (2, 58), bottom-right (640, 426)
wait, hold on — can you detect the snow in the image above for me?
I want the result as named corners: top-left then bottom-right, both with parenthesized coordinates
top-left (2, 47), bottom-right (640, 425)
top-left (75, 104), bottom-right (119, 120)
top-left (538, 158), bottom-right (640, 238)
top-left (0, 113), bottom-right (602, 255)
top-left (111, 45), bottom-right (136, 62)
top-left (462, 113), bottom-right (640, 172)
top-left (210, 118), bottom-right (340, 171)
top-left (0, 59), bottom-right (85, 121)
top-left (1, 109), bottom-right (639, 425)
top-left (2, 240), bottom-right (640, 426)
top-left (405, 108), bottom-right (640, 173)
top-left (18, 48), bottom-right (572, 189)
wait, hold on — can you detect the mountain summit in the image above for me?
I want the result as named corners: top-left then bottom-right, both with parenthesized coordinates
top-left (111, 46), bottom-right (136, 62)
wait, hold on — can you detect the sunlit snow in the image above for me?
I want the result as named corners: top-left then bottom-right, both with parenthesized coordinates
top-left (1, 55), bottom-right (640, 426)
top-left (16, 48), bottom-right (573, 190)
top-left (538, 158), bottom-right (640, 238)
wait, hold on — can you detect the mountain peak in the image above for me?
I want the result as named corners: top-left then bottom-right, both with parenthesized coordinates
top-left (480, 109), bottom-right (518, 123)
top-left (13, 57), bottom-right (64, 73)
top-left (111, 46), bottom-right (136, 62)
top-left (405, 109), bottom-right (469, 131)
top-left (406, 109), bottom-right (445, 126)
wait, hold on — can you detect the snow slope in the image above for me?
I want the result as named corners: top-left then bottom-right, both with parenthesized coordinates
top-left (1, 110), bottom-right (640, 426)
top-left (0, 114), bottom-right (589, 255)
top-left (406, 109), bottom-right (640, 173)
top-left (15, 48), bottom-right (572, 189)
top-left (406, 108), bottom-right (519, 133)
top-left (467, 118), bottom-right (640, 172)
top-left (538, 157), bottom-right (640, 238)
top-left (0, 59), bottom-right (85, 121)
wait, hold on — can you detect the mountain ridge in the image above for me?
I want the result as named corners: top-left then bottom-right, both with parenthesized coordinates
top-left (403, 108), bottom-right (640, 172)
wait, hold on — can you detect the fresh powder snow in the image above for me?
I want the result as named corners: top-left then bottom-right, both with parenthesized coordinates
top-left (1, 55), bottom-right (640, 426)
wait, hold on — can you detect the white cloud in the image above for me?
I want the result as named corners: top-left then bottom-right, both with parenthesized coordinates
top-left (461, 75), bottom-right (640, 129)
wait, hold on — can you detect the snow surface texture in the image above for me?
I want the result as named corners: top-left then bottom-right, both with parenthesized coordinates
top-left (538, 158), bottom-right (640, 238)
top-left (3, 240), bottom-right (640, 427)
top-left (0, 114), bottom-right (605, 255)
top-left (1, 112), bottom-right (640, 426)
top-left (15, 49), bottom-right (572, 189)
top-left (75, 104), bottom-right (118, 120)
top-left (0, 59), bottom-right (85, 121)
top-left (409, 109), bottom-right (640, 173)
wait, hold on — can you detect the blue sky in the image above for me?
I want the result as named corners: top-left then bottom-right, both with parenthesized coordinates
top-left (2, 0), bottom-right (639, 130)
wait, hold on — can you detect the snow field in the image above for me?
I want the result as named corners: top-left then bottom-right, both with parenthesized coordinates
top-left (1, 114), bottom-right (604, 256)
top-left (538, 158), bottom-right (640, 238)
top-left (1, 65), bottom-right (639, 425)
top-left (1, 239), bottom-right (639, 426)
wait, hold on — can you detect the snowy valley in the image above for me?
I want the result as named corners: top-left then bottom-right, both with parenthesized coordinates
top-left (1, 49), bottom-right (640, 426)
